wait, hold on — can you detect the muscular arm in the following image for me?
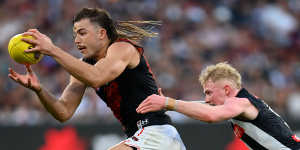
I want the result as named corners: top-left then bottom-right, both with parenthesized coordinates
top-left (51, 42), bottom-right (137, 88)
top-left (137, 95), bottom-right (251, 123)
top-left (174, 98), bottom-right (249, 123)
top-left (37, 76), bottom-right (86, 122)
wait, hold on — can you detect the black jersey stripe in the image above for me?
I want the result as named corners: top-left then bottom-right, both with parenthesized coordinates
top-left (241, 133), bottom-right (268, 150)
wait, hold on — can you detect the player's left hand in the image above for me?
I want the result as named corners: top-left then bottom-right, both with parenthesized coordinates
top-left (136, 94), bottom-right (166, 114)
top-left (21, 29), bottom-right (59, 56)
top-left (8, 64), bottom-right (41, 92)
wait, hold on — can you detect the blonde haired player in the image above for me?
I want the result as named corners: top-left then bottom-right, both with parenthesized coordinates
top-left (137, 62), bottom-right (300, 150)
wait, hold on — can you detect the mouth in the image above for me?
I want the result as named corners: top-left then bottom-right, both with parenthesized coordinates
top-left (77, 46), bottom-right (87, 53)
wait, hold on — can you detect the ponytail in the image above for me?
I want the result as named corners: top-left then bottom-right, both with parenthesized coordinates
top-left (116, 20), bottom-right (161, 42)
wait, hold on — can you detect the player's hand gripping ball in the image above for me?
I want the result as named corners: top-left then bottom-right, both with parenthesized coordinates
top-left (8, 34), bottom-right (43, 64)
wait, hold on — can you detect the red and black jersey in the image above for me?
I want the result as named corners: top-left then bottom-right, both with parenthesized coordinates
top-left (231, 88), bottom-right (300, 150)
top-left (83, 39), bottom-right (171, 137)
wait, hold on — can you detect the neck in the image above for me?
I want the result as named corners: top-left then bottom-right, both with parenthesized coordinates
top-left (232, 88), bottom-right (241, 97)
top-left (95, 39), bottom-right (111, 60)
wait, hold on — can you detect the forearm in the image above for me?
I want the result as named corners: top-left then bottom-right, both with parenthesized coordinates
top-left (51, 47), bottom-right (98, 87)
top-left (166, 98), bottom-right (219, 123)
top-left (35, 86), bottom-right (71, 122)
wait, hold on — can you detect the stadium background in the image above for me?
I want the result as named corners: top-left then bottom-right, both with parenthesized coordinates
top-left (0, 0), bottom-right (300, 149)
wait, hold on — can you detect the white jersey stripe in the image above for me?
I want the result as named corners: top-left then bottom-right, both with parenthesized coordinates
top-left (231, 119), bottom-right (291, 150)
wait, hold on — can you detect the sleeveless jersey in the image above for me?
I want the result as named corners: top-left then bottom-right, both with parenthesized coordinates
top-left (231, 88), bottom-right (300, 150)
top-left (83, 39), bottom-right (171, 137)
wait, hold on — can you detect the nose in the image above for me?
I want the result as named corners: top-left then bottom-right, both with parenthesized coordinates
top-left (74, 35), bottom-right (81, 45)
top-left (205, 96), bottom-right (211, 104)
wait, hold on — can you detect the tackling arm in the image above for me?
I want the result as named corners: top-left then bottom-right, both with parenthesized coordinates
top-left (137, 95), bottom-right (250, 123)
top-left (174, 98), bottom-right (248, 123)
top-left (37, 76), bottom-right (86, 122)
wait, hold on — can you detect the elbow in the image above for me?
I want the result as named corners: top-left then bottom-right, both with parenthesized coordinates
top-left (90, 70), bottom-right (119, 89)
top-left (87, 77), bottom-right (100, 89)
top-left (82, 71), bottom-right (102, 88)
top-left (203, 114), bottom-right (220, 123)
top-left (57, 117), bottom-right (70, 123)
top-left (86, 78), bottom-right (101, 89)
top-left (206, 119), bottom-right (216, 124)
top-left (55, 111), bottom-right (72, 123)
top-left (91, 81), bottom-right (102, 89)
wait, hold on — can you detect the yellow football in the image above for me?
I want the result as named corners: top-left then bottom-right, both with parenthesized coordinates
top-left (8, 34), bottom-right (43, 64)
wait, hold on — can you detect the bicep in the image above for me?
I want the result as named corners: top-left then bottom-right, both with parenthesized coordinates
top-left (59, 76), bottom-right (87, 114)
top-left (215, 99), bottom-right (249, 120)
top-left (93, 42), bottom-right (136, 85)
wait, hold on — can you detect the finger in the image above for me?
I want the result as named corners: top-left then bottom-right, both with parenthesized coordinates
top-left (158, 88), bottom-right (164, 96)
top-left (25, 64), bottom-right (33, 74)
top-left (137, 101), bottom-right (152, 112)
top-left (8, 74), bottom-right (18, 81)
top-left (24, 47), bottom-right (39, 53)
top-left (8, 68), bottom-right (25, 82)
top-left (22, 31), bottom-right (39, 39)
top-left (158, 88), bottom-right (162, 95)
top-left (137, 105), bottom-right (148, 113)
top-left (137, 99), bottom-right (150, 108)
top-left (140, 109), bottom-right (151, 114)
top-left (136, 104), bottom-right (146, 112)
top-left (28, 78), bottom-right (32, 87)
top-left (136, 102), bottom-right (147, 112)
top-left (16, 77), bottom-right (23, 84)
top-left (9, 68), bottom-right (19, 77)
top-left (28, 29), bottom-right (39, 33)
top-left (28, 29), bottom-right (43, 37)
top-left (139, 106), bottom-right (155, 114)
top-left (21, 37), bottom-right (38, 45)
top-left (136, 104), bottom-right (144, 112)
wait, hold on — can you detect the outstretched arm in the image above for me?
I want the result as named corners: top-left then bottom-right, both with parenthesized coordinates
top-left (37, 76), bottom-right (86, 122)
top-left (9, 65), bottom-right (86, 122)
top-left (136, 94), bottom-right (250, 123)
top-left (22, 29), bottom-right (137, 88)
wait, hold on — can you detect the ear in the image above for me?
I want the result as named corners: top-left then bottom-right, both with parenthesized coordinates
top-left (224, 85), bottom-right (231, 96)
top-left (97, 28), bottom-right (107, 40)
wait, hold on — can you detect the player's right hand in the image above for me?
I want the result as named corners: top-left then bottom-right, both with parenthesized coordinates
top-left (136, 94), bottom-right (166, 114)
top-left (8, 64), bottom-right (42, 93)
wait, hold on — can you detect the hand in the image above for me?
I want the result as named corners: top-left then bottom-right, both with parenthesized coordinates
top-left (8, 64), bottom-right (41, 93)
top-left (136, 94), bottom-right (166, 114)
top-left (21, 29), bottom-right (59, 56)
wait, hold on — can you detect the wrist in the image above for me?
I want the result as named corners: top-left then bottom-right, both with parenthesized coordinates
top-left (165, 97), bottom-right (178, 111)
top-left (51, 46), bottom-right (62, 57)
top-left (34, 87), bottom-right (42, 94)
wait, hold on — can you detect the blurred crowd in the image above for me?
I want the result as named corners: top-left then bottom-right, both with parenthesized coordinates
top-left (0, 0), bottom-right (300, 126)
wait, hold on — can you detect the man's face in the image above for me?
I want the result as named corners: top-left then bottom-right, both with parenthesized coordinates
top-left (203, 79), bottom-right (228, 105)
top-left (73, 19), bottom-right (103, 59)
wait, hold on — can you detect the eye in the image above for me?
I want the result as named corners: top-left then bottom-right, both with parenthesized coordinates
top-left (79, 31), bottom-right (86, 36)
top-left (205, 91), bottom-right (212, 96)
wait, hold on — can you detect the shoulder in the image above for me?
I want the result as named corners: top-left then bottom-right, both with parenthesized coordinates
top-left (226, 97), bottom-right (251, 105)
top-left (110, 41), bottom-right (136, 50)
top-left (105, 41), bottom-right (141, 68)
top-left (225, 97), bottom-right (253, 110)
top-left (228, 97), bottom-right (259, 120)
top-left (108, 41), bottom-right (137, 55)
